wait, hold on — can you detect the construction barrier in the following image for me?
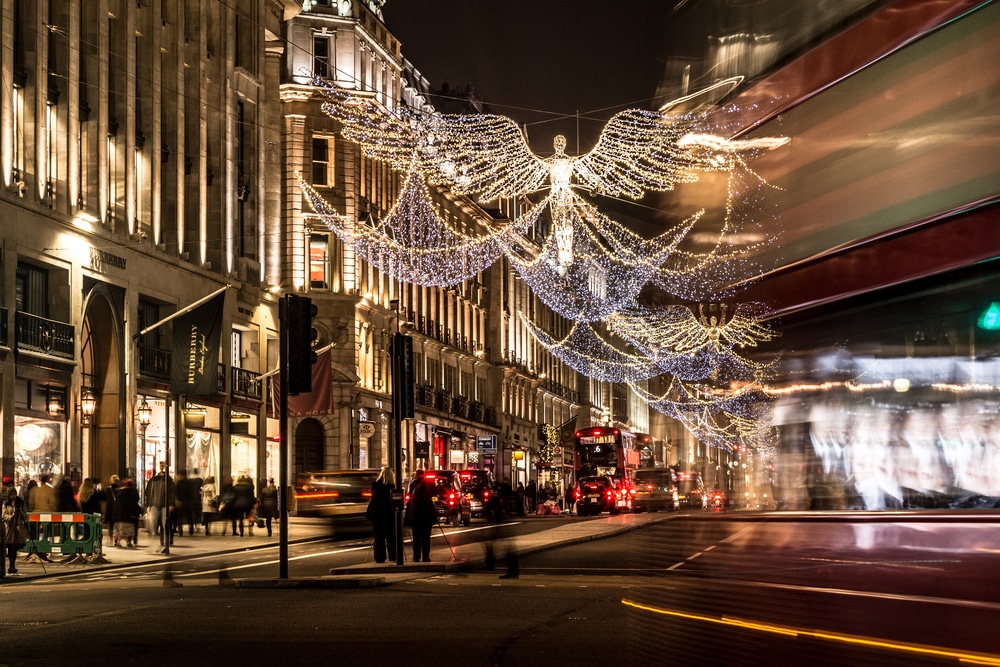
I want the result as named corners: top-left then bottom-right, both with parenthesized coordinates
top-left (21, 512), bottom-right (108, 565)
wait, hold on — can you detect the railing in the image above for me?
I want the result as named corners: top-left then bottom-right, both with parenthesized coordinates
top-left (232, 367), bottom-right (263, 401)
top-left (484, 407), bottom-right (498, 427)
top-left (451, 395), bottom-right (468, 418)
top-left (15, 311), bottom-right (75, 359)
top-left (417, 384), bottom-right (436, 408)
top-left (216, 363), bottom-right (227, 393)
top-left (137, 344), bottom-right (171, 381)
top-left (469, 400), bottom-right (484, 422)
top-left (434, 388), bottom-right (451, 411)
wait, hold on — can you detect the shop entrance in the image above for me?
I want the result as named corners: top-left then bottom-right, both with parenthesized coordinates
top-left (82, 290), bottom-right (123, 486)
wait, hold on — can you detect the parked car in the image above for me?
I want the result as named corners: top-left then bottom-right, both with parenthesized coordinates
top-left (631, 468), bottom-right (678, 512)
top-left (459, 470), bottom-right (504, 522)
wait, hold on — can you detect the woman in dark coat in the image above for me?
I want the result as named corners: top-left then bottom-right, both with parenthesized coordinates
top-left (230, 476), bottom-right (256, 537)
top-left (3, 486), bottom-right (28, 575)
top-left (112, 479), bottom-right (142, 548)
top-left (365, 467), bottom-right (396, 563)
top-left (258, 479), bottom-right (279, 537)
top-left (407, 470), bottom-right (437, 563)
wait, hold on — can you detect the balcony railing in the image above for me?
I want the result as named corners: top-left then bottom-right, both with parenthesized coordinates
top-left (484, 407), bottom-right (498, 427)
top-left (232, 367), bottom-right (263, 401)
top-left (434, 388), bottom-right (451, 411)
top-left (217, 363), bottom-right (227, 393)
top-left (451, 395), bottom-right (468, 419)
top-left (15, 311), bottom-right (74, 360)
top-left (138, 344), bottom-right (171, 381)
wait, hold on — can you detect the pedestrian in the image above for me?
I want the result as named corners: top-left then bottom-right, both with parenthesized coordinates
top-left (231, 475), bottom-right (256, 537)
top-left (145, 461), bottom-right (174, 552)
top-left (28, 474), bottom-right (55, 512)
top-left (200, 475), bottom-right (218, 536)
top-left (173, 469), bottom-right (195, 537)
top-left (104, 475), bottom-right (120, 540)
top-left (258, 479), bottom-right (279, 537)
top-left (188, 469), bottom-right (204, 532)
top-left (56, 475), bottom-right (78, 512)
top-left (78, 478), bottom-right (107, 516)
top-left (3, 486), bottom-right (28, 575)
top-left (218, 477), bottom-right (237, 535)
top-left (113, 479), bottom-right (142, 548)
top-left (407, 470), bottom-right (437, 563)
top-left (515, 482), bottom-right (526, 517)
top-left (525, 479), bottom-right (537, 515)
top-left (365, 467), bottom-right (396, 563)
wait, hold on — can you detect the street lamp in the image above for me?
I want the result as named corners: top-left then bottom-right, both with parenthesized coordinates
top-left (137, 398), bottom-right (151, 486)
top-left (80, 388), bottom-right (96, 425)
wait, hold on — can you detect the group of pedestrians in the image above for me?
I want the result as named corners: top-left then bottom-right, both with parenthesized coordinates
top-left (364, 467), bottom-right (437, 564)
top-left (365, 466), bottom-right (519, 577)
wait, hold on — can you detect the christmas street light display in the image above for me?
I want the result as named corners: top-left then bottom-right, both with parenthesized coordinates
top-left (311, 76), bottom-right (789, 453)
top-left (303, 167), bottom-right (545, 286)
top-left (315, 76), bottom-right (787, 284)
top-left (627, 377), bottom-right (774, 453)
top-left (503, 198), bottom-right (703, 321)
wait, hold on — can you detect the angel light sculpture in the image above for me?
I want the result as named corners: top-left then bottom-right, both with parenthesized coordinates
top-left (310, 77), bottom-right (788, 305)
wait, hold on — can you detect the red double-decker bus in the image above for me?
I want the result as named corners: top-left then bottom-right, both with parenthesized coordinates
top-left (573, 426), bottom-right (641, 513)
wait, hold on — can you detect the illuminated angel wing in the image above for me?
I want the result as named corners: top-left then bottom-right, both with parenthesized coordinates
top-left (570, 108), bottom-right (705, 199)
top-left (415, 113), bottom-right (550, 201)
top-left (320, 82), bottom-right (548, 202)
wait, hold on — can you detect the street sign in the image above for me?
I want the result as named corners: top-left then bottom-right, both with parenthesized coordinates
top-left (359, 421), bottom-right (376, 439)
top-left (476, 434), bottom-right (497, 453)
top-left (552, 446), bottom-right (563, 456)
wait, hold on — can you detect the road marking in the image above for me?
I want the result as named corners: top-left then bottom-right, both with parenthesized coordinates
top-left (622, 598), bottom-right (1000, 666)
top-left (686, 552), bottom-right (703, 561)
top-left (737, 579), bottom-right (1000, 612)
top-left (666, 562), bottom-right (685, 571)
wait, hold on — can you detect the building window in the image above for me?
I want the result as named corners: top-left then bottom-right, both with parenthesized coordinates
top-left (311, 136), bottom-right (333, 187)
top-left (231, 330), bottom-right (242, 368)
top-left (313, 35), bottom-right (330, 79)
top-left (309, 233), bottom-right (330, 289)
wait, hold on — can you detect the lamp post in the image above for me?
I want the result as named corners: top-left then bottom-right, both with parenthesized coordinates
top-left (137, 398), bottom-right (151, 491)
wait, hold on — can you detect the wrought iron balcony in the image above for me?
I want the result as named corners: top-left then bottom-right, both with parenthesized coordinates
top-left (15, 311), bottom-right (74, 360)
top-left (232, 367), bottom-right (263, 401)
top-left (137, 344), bottom-right (171, 381)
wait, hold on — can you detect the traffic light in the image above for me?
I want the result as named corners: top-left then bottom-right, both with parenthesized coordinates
top-left (285, 293), bottom-right (318, 395)
top-left (392, 332), bottom-right (414, 419)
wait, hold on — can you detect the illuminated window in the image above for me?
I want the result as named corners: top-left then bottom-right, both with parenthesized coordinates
top-left (311, 136), bottom-right (333, 187)
top-left (309, 233), bottom-right (329, 289)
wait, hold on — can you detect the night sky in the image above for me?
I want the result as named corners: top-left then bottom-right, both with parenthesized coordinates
top-left (380, 1), bottom-right (671, 155)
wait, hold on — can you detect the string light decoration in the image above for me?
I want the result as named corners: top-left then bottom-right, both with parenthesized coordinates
top-left (312, 77), bottom-right (789, 453)
top-left (522, 302), bottom-right (777, 383)
top-left (314, 76), bottom-right (787, 286)
top-left (302, 167), bottom-right (545, 286)
top-left (504, 197), bottom-right (703, 321)
top-left (627, 377), bottom-right (774, 453)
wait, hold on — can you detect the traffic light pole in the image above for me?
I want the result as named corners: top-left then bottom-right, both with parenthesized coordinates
top-left (278, 295), bottom-right (290, 579)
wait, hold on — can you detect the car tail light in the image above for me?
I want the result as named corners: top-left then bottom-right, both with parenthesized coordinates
top-left (573, 489), bottom-right (582, 500)
top-left (483, 490), bottom-right (490, 500)
top-left (424, 472), bottom-right (437, 481)
top-left (362, 490), bottom-right (372, 498)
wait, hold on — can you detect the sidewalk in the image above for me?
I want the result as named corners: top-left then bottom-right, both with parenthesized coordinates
top-left (1, 517), bottom-right (331, 582)
top-left (0, 512), bottom-right (668, 586)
